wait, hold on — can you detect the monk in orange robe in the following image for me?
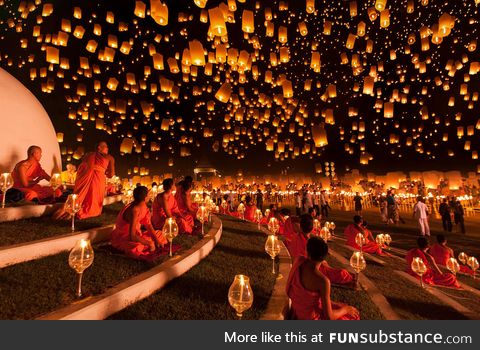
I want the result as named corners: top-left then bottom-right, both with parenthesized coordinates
top-left (244, 196), bottom-right (257, 222)
top-left (429, 234), bottom-right (473, 275)
top-left (174, 176), bottom-right (198, 221)
top-left (259, 204), bottom-right (277, 226)
top-left (286, 214), bottom-right (354, 285)
top-left (286, 236), bottom-right (360, 320)
top-left (74, 142), bottom-right (115, 219)
top-left (406, 237), bottom-right (460, 288)
top-left (11, 146), bottom-right (61, 202)
top-left (111, 186), bottom-right (167, 261)
top-left (152, 178), bottom-right (194, 235)
top-left (344, 215), bottom-right (385, 255)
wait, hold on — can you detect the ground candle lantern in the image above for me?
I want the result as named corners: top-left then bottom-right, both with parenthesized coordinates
top-left (349, 251), bottom-right (366, 289)
top-left (267, 217), bottom-right (279, 235)
top-left (355, 232), bottom-right (366, 253)
top-left (68, 239), bottom-right (94, 298)
top-left (255, 209), bottom-right (263, 229)
top-left (265, 234), bottom-right (281, 274)
top-left (64, 194), bottom-right (81, 232)
top-left (163, 217), bottom-right (179, 257)
top-left (237, 203), bottom-right (245, 220)
top-left (446, 257), bottom-right (460, 275)
top-left (1, 173), bottom-right (14, 208)
top-left (411, 257), bottom-right (428, 288)
top-left (196, 205), bottom-right (208, 235)
top-left (458, 252), bottom-right (468, 265)
top-left (50, 173), bottom-right (61, 200)
top-left (228, 274), bottom-right (253, 319)
top-left (467, 256), bottom-right (479, 279)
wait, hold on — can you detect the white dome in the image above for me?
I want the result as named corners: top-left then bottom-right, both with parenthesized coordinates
top-left (0, 67), bottom-right (61, 174)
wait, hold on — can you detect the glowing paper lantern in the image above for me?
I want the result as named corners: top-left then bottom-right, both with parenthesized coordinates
top-left (242, 10), bottom-right (254, 33)
top-left (215, 83), bottom-right (232, 103)
top-left (151, 0), bottom-right (168, 26)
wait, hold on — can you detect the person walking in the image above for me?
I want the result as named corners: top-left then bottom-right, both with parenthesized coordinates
top-left (320, 190), bottom-right (329, 218)
top-left (353, 192), bottom-right (363, 216)
top-left (413, 196), bottom-right (430, 236)
top-left (438, 198), bottom-right (452, 232)
top-left (453, 200), bottom-right (466, 234)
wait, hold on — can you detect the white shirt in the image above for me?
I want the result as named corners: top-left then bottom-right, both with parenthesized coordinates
top-left (414, 201), bottom-right (429, 219)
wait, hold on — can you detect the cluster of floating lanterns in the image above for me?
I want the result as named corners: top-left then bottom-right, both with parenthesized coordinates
top-left (0, 0), bottom-right (479, 169)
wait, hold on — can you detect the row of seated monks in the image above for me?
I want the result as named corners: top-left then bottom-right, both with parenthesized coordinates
top-left (8, 143), bottom-right (115, 220)
top-left (111, 177), bottom-right (200, 261)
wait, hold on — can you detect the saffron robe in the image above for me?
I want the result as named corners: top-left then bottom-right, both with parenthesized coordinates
top-left (344, 224), bottom-right (384, 255)
top-left (151, 193), bottom-right (194, 235)
top-left (429, 243), bottom-right (473, 275)
top-left (286, 256), bottom-right (360, 320)
top-left (12, 160), bottom-right (59, 202)
top-left (111, 203), bottom-right (166, 261)
top-left (74, 152), bottom-right (111, 219)
top-left (244, 203), bottom-right (257, 222)
top-left (405, 248), bottom-right (460, 288)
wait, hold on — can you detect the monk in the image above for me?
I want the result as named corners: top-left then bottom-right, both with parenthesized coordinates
top-left (429, 234), bottom-right (473, 275)
top-left (61, 163), bottom-right (77, 187)
top-left (11, 145), bottom-right (61, 202)
top-left (344, 215), bottom-right (385, 255)
top-left (406, 237), bottom-right (460, 288)
top-left (286, 236), bottom-right (360, 320)
top-left (174, 176), bottom-right (198, 220)
top-left (74, 142), bottom-right (115, 219)
top-left (152, 178), bottom-right (194, 235)
top-left (244, 195), bottom-right (257, 222)
top-left (286, 214), bottom-right (354, 286)
top-left (111, 186), bottom-right (167, 261)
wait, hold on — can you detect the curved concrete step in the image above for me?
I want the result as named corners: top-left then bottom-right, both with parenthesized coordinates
top-left (37, 215), bottom-right (223, 320)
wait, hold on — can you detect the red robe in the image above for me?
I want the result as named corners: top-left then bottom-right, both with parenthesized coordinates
top-left (244, 203), bottom-right (257, 222)
top-left (151, 193), bottom-right (194, 235)
top-left (286, 256), bottom-right (360, 320)
top-left (111, 203), bottom-right (166, 261)
top-left (405, 248), bottom-right (460, 288)
top-left (74, 152), bottom-right (111, 219)
top-left (344, 224), bottom-right (384, 255)
top-left (429, 243), bottom-right (473, 275)
top-left (174, 186), bottom-right (198, 221)
top-left (286, 230), bottom-right (353, 285)
top-left (12, 160), bottom-right (59, 202)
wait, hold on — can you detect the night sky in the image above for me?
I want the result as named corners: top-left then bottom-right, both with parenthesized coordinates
top-left (1, 0), bottom-right (479, 177)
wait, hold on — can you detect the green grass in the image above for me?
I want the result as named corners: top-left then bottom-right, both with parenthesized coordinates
top-left (0, 234), bottom-right (199, 320)
top-left (325, 256), bottom-right (385, 320)
top-left (0, 203), bottom-right (123, 247)
top-left (109, 215), bottom-right (278, 320)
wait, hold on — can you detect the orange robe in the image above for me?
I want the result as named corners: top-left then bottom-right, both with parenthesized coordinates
top-left (12, 160), bottom-right (59, 202)
top-left (429, 243), bottom-right (473, 275)
top-left (344, 224), bottom-right (384, 255)
top-left (74, 152), bottom-right (110, 219)
top-left (406, 248), bottom-right (460, 288)
top-left (244, 203), bottom-right (257, 222)
top-left (174, 186), bottom-right (198, 219)
top-left (286, 256), bottom-right (360, 320)
top-left (151, 193), bottom-right (194, 235)
top-left (111, 203), bottom-right (165, 261)
top-left (285, 229), bottom-right (353, 285)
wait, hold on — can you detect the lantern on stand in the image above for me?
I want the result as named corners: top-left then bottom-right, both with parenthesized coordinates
top-left (228, 274), bottom-right (254, 319)
top-left (355, 232), bottom-right (365, 253)
top-left (68, 239), bottom-right (94, 298)
top-left (446, 257), bottom-right (460, 275)
top-left (265, 234), bottom-right (281, 274)
top-left (313, 218), bottom-right (321, 235)
top-left (237, 202), bottom-right (245, 220)
top-left (349, 251), bottom-right (366, 289)
top-left (163, 217), bottom-right (179, 257)
top-left (196, 205), bottom-right (208, 235)
top-left (467, 256), bottom-right (479, 279)
top-left (50, 173), bottom-right (61, 200)
top-left (1, 173), bottom-right (14, 208)
top-left (319, 227), bottom-right (331, 241)
top-left (267, 217), bottom-right (279, 235)
top-left (255, 209), bottom-right (263, 229)
top-left (411, 257), bottom-right (428, 287)
top-left (383, 234), bottom-right (392, 249)
top-left (458, 252), bottom-right (468, 265)
top-left (65, 194), bottom-right (81, 232)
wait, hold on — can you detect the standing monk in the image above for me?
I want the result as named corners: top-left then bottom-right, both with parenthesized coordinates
top-left (286, 237), bottom-right (360, 320)
top-left (74, 142), bottom-right (115, 219)
top-left (11, 146), bottom-right (61, 202)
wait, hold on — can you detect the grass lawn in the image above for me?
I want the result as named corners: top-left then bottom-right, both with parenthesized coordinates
top-left (0, 203), bottom-right (124, 247)
top-left (109, 215), bottom-right (278, 320)
top-left (0, 234), bottom-right (199, 319)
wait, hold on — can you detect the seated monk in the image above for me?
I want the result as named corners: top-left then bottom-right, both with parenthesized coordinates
top-left (74, 142), bottom-right (115, 219)
top-left (174, 176), bottom-right (198, 219)
top-left (344, 215), bottom-right (385, 255)
top-left (406, 237), bottom-right (460, 288)
top-left (286, 236), bottom-right (360, 320)
top-left (429, 234), bottom-right (473, 275)
top-left (259, 204), bottom-right (277, 225)
top-left (244, 195), bottom-right (257, 222)
top-left (111, 186), bottom-right (167, 261)
top-left (11, 145), bottom-right (61, 202)
top-left (282, 215), bottom-right (301, 243)
top-left (287, 214), bottom-right (353, 286)
top-left (152, 178), bottom-right (194, 235)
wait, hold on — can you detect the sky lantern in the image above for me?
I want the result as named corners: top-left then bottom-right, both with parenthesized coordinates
top-left (298, 22), bottom-right (308, 36)
top-left (189, 40), bottom-right (206, 66)
top-left (306, 0), bottom-right (315, 14)
top-left (242, 10), bottom-right (254, 33)
top-left (194, 0), bottom-right (208, 8)
top-left (209, 7), bottom-right (227, 36)
top-left (282, 80), bottom-right (293, 98)
top-left (278, 26), bottom-right (288, 43)
top-left (375, 0), bottom-right (387, 11)
top-left (380, 9), bottom-right (390, 28)
top-left (384, 102), bottom-right (394, 118)
top-left (151, 0), bottom-right (168, 26)
top-left (134, 1), bottom-right (146, 18)
top-left (215, 83), bottom-right (232, 103)
top-left (312, 125), bottom-right (328, 147)
top-left (45, 46), bottom-right (59, 64)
